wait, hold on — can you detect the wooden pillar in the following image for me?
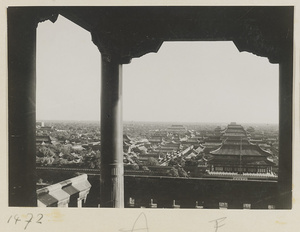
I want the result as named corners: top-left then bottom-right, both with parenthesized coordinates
top-left (277, 55), bottom-right (293, 209)
top-left (100, 58), bottom-right (124, 208)
top-left (8, 8), bottom-right (38, 206)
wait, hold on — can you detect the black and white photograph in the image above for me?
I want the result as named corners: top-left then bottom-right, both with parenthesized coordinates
top-left (1, 1), bottom-right (299, 232)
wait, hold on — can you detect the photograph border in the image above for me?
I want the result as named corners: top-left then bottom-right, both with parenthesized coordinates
top-left (1, 0), bottom-right (299, 231)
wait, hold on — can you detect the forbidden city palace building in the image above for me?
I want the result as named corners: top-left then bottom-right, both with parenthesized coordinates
top-left (207, 123), bottom-right (277, 178)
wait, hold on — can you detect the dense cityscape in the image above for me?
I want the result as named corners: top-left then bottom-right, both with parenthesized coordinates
top-left (36, 121), bottom-right (278, 185)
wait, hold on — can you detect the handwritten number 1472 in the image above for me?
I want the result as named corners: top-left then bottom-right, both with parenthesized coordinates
top-left (7, 213), bottom-right (43, 230)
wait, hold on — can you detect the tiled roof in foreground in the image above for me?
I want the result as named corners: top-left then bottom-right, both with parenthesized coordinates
top-left (37, 174), bottom-right (91, 207)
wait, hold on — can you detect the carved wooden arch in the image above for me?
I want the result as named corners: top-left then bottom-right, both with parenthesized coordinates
top-left (55, 6), bottom-right (293, 64)
top-left (32, 6), bottom-right (293, 64)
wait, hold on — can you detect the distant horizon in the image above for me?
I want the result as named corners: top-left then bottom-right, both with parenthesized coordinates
top-left (36, 119), bottom-right (279, 125)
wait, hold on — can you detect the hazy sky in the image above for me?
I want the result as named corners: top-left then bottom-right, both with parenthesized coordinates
top-left (37, 15), bottom-right (279, 124)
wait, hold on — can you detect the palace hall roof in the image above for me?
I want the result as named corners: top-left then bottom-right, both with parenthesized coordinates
top-left (210, 143), bottom-right (271, 157)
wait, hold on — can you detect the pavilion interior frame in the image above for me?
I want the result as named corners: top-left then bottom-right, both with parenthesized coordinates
top-left (7, 6), bottom-right (293, 208)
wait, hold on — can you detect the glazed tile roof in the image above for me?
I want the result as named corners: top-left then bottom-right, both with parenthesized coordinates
top-left (37, 174), bottom-right (91, 207)
top-left (210, 144), bottom-right (270, 156)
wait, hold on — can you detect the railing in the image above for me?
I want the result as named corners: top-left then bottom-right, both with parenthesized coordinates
top-left (123, 175), bottom-right (278, 209)
top-left (125, 198), bottom-right (276, 209)
top-left (36, 169), bottom-right (279, 209)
